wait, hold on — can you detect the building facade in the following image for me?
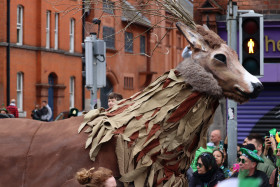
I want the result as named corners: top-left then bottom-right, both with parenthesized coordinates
top-left (84, 0), bottom-right (191, 109)
top-left (193, 0), bottom-right (280, 142)
top-left (0, 0), bottom-right (83, 119)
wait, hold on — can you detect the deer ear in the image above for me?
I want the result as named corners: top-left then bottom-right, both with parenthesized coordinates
top-left (176, 22), bottom-right (209, 52)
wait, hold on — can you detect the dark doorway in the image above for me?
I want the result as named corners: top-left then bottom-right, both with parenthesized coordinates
top-left (48, 73), bottom-right (57, 121)
top-left (100, 78), bottom-right (113, 109)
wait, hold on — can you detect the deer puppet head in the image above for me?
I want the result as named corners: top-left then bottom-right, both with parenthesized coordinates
top-left (176, 22), bottom-right (263, 103)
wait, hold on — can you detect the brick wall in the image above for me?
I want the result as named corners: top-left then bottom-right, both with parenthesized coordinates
top-left (194, 0), bottom-right (280, 24)
top-left (0, 0), bottom-right (83, 118)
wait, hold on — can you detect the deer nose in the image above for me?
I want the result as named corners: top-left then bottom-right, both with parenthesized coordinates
top-left (249, 82), bottom-right (264, 98)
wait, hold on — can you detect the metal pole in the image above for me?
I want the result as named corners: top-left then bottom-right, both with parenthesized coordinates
top-left (91, 34), bottom-right (98, 110)
top-left (226, 0), bottom-right (238, 168)
top-left (6, 0), bottom-right (10, 106)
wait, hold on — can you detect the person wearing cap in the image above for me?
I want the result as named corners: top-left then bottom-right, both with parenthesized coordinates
top-left (269, 142), bottom-right (280, 187)
top-left (231, 147), bottom-right (269, 187)
top-left (68, 108), bottom-right (79, 118)
top-left (246, 133), bottom-right (275, 178)
top-left (6, 99), bottom-right (19, 118)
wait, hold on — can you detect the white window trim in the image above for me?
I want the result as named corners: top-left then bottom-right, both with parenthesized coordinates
top-left (17, 6), bottom-right (23, 45)
top-left (17, 72), bottom-right (23, 111)
top-left (69, 77), bottom-right (75, 108)
top-left (54, 13), bottom-right (59, 50)
top-left (69, 18), bottom-right (75, 53)
top-left (46, 11), bottom-right (51, 49)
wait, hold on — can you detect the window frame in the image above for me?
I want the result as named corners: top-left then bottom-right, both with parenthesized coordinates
top-left (140, 35), bottom-right (146, 54)
top-left (103, 26), bottom-right (115, 50)
top-left (69, 18), bottom-right (75, 53)
top-left (17, 72), bottom-right (23, 111)
top-left (125, 32), bottom-right (133, 53)
top-left (69, 76), bottom-right (75, 109)
top-left (54, 13), bottom-right (59, 50)
top-left (46, 10), bottom-right (51, 49)
top-left (103, 0), bottom-right (114, 15)
top-left (17, 5), bottom-right (23, 45)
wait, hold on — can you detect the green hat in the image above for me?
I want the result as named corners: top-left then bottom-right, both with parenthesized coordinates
top-left (240, 148), bottom-right (264, 163)
top-left (269, 128), bottom-right (277, 136)
top-left (277, 142), bottom-right (280, 149)
top-left (0, 108), bottom-right (8, 113)
top-left (68, 108), bottom-right (79, 117)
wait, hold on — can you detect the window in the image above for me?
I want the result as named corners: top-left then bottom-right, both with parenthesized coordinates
top-left (17, 5), bottom-right (23, 45)
top-left (124, 76), bottom-right (134, 89)
top-left (54, 13), bottom-right (59, 50)
top-left (46, 11), bottom-right (51, 49)
top-left (166, 30), bottom-right (171, 47)
top-left (177, 33), bottom-right (182, 49)
top-left (125, 32), bottom-right (133, 53)
top-left (69, 76), bottom-right (75, 108)
top-left (103, 26), bottom-right (115, 49)
top-left (140, 35), bottom-right (146, 54)
top-left (17, 72), bottom-right (23, 111)
top-left (69, 18), bottom-right (75, 52)
top-left (103, 0), bottom-right (114, 14)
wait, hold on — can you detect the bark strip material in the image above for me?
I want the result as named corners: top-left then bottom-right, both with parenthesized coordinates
top-left (80, 69), bottom-right (219, 187)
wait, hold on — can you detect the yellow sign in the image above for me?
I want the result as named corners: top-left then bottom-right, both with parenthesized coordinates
top-left (248, 38), bottom-right (255, 53)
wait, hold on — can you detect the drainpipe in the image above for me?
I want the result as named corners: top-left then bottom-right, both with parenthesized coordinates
top-left (6, 0), bottom-right (10, 106)
top-left (82, 1), bottom-right (85, 110)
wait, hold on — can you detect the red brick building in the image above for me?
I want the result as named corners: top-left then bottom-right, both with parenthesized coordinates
top-left (0, 0), bottom-right (193, 118)
top-left (0, 0), bottom-right (83, 118)
top-left (84, 0), bottom-right (191, 108)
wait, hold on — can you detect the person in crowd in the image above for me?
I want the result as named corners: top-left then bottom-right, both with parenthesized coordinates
top-left (68, 108), bottom-right (79, 118)
top-left (243, 137), bottom-right (248, 146)
top-left (246, 133), bottom-right (275, 177)
top-left (0, 107), bottom-right (15, 118)
top-left (237, 143), bottom-right (243, 158)
top-left (31, 104), bottom-right (41, 120)
top-left (107, 92), bottom-right (123, 108)
top-left (264, 135), bottom-right (277, 164)
top-left (40, 101), bottom-right (52, 122)
top-left (207, 129), bottom-right (222, 148)
top-left (0, 108), bottom-right (8, 115)
top-left (213, 149), bottom-right (229, 178)
top-left (231, 147), bottom-right (269, 187)
top-left (76, 167), bottom-right (117, 187)
top-left (6, 99), bottom-right (19, 118)
top-left (0, 108), bottom-right (10, 118)
top-left (189, 152), bottom-right (225, 187)
top-left (269, 142), bottom-right (280, 187)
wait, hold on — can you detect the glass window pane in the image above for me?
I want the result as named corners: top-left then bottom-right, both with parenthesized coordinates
top-left (125, 32), bottom-right (133, 52)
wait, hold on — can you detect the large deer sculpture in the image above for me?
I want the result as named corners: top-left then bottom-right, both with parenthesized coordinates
top-left (0, 22), bottom-right (263, 187)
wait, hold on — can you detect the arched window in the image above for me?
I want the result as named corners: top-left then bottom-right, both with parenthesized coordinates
top-left (17, 72), bottom-right (24, 111)
top-left (17, 5), bottom-right (23, 45)
top-left (69, 76), bottom-right (75, 108)
top-left (69, 18), bottom-right (75, 52)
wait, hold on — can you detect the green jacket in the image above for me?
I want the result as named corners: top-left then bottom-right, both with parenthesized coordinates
top-left (257, 154), bottom-right (275, 177)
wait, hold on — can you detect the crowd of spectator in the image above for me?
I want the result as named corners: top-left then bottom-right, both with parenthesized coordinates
top-left (188, 129), bottom-right (280, 187)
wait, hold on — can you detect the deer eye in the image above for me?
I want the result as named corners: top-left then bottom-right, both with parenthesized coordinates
top-left (214, 54), bottom-right (227, 64)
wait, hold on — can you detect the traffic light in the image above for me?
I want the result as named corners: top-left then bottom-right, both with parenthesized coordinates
top-left (239, 11), bottom-right (263, 77)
